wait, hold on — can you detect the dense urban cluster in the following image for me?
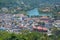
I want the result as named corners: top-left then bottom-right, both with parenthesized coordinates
top-left (0, 0), bottom-right (60, 40)
top-left (0, 14), bottom-right (50, 32)
top-left (0, 12), bottom-right (59, 33)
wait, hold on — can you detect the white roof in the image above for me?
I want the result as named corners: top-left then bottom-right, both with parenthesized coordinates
top-left (54, 20), bottom-right (60, 24)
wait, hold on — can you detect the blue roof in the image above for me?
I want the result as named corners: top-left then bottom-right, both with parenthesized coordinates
top-left (27, 8), bottom-right (39, 17)
top-left (0, 27), bottom-right (6, 30)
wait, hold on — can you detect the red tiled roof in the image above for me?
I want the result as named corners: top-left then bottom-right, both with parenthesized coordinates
top-left (33, 26), bottom-right (48, 31)
top-left (37, 27), bottom-right (42, 29)
top-left (33, 26), bottom-right (37, 29)
top-left (40, 16), bottom-right (49, 19)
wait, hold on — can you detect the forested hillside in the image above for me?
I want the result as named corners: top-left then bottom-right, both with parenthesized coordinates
top-left (0, 0), bottom-right (60, 8)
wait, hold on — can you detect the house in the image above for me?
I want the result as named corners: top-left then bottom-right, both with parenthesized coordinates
top-left (33, 25), bottom-right (48, 32)
top-left (53, 20), bottom-right (60, 28)
top-left (0, 27), bottom-right (6, 30)
top-left (40, 16), bottom-right (50, 23)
